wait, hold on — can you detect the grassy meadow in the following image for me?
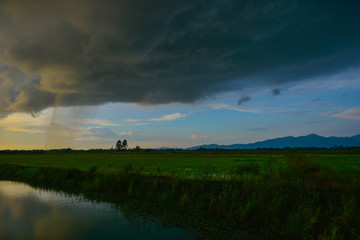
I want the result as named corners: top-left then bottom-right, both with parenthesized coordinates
top-left (0, 150), bottom-right (360, 239)
top-left (0, 151), bottom-right (289, 178)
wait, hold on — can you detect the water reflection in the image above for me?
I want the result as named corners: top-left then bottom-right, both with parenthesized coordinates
top-left (0, 181), bottom-right (196, 240)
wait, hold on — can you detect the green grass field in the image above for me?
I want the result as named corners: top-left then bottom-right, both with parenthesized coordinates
top-left (306, 154), bottom-right (360, 179)
top-left (0, 150), bottom-right (359, 239)
top-left (0, 150), bottom-right (359, 179)
top-left (0, 151), bottom-right (282, 172)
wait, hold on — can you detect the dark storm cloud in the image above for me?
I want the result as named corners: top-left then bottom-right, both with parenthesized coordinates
top-left (272, 88), bottom-right (281, 97)
top-left (1, 0), bottom-right (360, 116)
top-left (271, 87), bottom-right (287, 96)
top-left (237, 95), bottom-right (251, 106)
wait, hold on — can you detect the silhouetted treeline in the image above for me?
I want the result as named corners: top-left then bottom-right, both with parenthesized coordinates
top-left (0, 150), bottom-right (46, 154)
top-left (190, 145), bottom-right (360, 151)
top-left (0, 145), bottom-right (359, 155)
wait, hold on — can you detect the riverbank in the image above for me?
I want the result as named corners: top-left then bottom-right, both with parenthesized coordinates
top-left (0, 153), bottom-right (360, 239)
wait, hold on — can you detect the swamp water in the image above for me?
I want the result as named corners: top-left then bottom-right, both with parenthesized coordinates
top-left (0, 181), bottom-right (197, 240)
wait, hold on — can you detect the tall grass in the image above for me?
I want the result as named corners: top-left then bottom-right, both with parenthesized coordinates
top-left (0, 153), bottom-right (359, 239)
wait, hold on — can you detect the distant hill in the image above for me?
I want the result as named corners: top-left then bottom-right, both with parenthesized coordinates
top-left (187, 134), bottom-right (360, 150)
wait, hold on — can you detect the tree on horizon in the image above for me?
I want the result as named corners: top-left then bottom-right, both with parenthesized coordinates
top-left (115, 139), bottom-right (128, 151)
top-left (115, 140), bottom-right (122, 151)
top-left (122, 139), bottom-right (128, 150)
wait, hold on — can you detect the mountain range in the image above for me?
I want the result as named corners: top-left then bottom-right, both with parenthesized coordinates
top-left (186, 134), bottom-right (360, 150)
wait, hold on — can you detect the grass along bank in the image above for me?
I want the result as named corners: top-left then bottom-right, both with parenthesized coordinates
top-left (0, 152), bottom-right (359, 239)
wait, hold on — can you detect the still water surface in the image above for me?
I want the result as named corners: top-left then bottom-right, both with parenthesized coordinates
top-left (0, 181), bottom-right (196, 240)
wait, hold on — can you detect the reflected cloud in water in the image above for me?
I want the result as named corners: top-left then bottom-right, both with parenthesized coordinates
top-left (0, 181), bottom-right (195, 240)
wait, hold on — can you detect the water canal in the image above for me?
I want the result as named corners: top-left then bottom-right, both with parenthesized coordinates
top-left (0, 181), bottom-right (196, 240)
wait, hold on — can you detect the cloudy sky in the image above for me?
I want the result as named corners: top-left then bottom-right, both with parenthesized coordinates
top-left (0, 0), bottom-right (359, 149)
